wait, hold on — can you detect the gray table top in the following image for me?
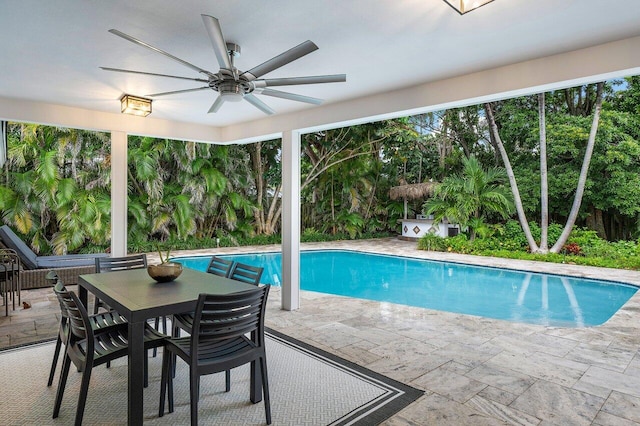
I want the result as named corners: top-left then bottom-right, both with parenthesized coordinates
top-left (78, 267), bottom-right (257, 322)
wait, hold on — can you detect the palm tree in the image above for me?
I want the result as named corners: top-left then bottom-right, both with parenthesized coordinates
top-left (423, 156), bottom-right (514, 240)
top-left (484, 82), bottom-right (605, 253)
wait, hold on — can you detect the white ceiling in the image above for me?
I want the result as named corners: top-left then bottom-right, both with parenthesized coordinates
top-left (2, 0), bottom-right (640, 129)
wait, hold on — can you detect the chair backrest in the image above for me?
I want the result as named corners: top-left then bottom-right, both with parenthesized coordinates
top-left (191, 285), bottom-right (270, 352)
top-left (206, 256), bottom-right (234, 277)
top-left (228, 262), bottom-right (263, 286)
top-left (0, 225), bottom-right (38, 269)
top-left (54, 282), bottom-right (92, 343)
top-left (96, 254), bottom-right (147, 272)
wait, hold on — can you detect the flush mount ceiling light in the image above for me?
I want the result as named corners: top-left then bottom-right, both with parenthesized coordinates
top-left (120, 94), bottom-right (152, 116)
top-left (444, 0), bottom-right (495, 14)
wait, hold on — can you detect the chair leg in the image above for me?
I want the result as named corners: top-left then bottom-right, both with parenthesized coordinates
top-left (159, 350), bottom-right (169, 417)
top-left (260, 356), bottom-right (272, 425)
top-left (168, 356), bottom-right (174, 413)
top-left (152, 317), bottom-right (166, 357)
top-left (47, 335), bottom-right (63, 386)
top-left (53, 354), bottom-right (72, 418)
top-left (190, 373), bottom-right (200, 426)
top-left (171, 323), bottom-right (180, 378)
top-left (225, 369), bottom-right (231, 392)
top-left (74, 363), bottom-right (93, 426)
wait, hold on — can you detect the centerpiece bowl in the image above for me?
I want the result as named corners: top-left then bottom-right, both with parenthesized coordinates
top-left (147, 262), bottom-right (183, 283)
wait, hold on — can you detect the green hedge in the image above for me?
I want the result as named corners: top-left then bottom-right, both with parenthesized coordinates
top-left (418, 220), bottom-right (640, 270)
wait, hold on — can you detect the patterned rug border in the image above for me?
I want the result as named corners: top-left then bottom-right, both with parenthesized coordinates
top-left (0, 331), bottom-right (423, 425)
top-left (266, 327), bottom-right (424, 426)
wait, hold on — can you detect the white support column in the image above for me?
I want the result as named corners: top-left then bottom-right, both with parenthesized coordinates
top-left (110, 131), bottom-right (128, 257)
top-left (281, 130), bottom-right (301, 311)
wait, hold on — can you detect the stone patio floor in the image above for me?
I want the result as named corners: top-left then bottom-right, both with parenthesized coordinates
top-left (3, 238), bottom-right (640, 425)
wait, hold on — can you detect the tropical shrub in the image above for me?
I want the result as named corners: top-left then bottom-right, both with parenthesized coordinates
top-left (417, 234), bottom-right (447, 251)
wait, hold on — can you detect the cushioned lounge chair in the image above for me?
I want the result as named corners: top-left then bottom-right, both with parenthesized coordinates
top-left (0, 225), bottom-right (107, 289)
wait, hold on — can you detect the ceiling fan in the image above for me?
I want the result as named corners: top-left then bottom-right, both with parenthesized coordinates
top-left (101, 14), bottom-right (346, 115)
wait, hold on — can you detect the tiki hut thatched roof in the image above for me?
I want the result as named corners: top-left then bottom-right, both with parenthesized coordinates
top-left (389, 182), bottom-right (438, 201)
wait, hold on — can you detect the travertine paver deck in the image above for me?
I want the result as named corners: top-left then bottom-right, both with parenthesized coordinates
top-left (3, 238), bottom-right (640, 425)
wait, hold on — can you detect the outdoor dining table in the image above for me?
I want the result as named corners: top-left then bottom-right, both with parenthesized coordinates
top-left (78, 267), bottom-right (262, 426)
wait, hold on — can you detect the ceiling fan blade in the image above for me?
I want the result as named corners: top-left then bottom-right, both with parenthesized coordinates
top-left (253, 74), bottom-right (347, 88)
top-left (100, 67), bottom-right (210, 83)
top-left (244, 94), bottom-right (275, 115)
top-left (201, 15), bottom-right (233, 71)
top-left (208, 95), bottom-right (225, 113)
top-left (108, 29), bottom-right (215, 77)
top-left (146, 86), bottom-right (210, 97)
top-left (242, 40), bottom-right (318, 80)
top-left (257, 88), bottom-right (323, 105)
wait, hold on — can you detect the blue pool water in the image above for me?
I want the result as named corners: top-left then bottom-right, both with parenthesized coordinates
top-left (173, 250), bottom-right (637, 327)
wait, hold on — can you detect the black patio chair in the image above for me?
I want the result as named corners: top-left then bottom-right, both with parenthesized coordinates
top-left (205, 255), bottom-right (234, 277)
top-left (159, 285), bottom-right (272, 426)
top-left (52, 282), bottom-right (166, 426)
top-left (228, 261), bottom-right (264, 286)
top-left (46, 274), bottom-right (127, 387)
top-left (0, 248), bottom-right (20, 316)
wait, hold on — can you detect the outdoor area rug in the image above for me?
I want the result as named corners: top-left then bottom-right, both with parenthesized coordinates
top-left (0, 328), bottom-right (423, 425)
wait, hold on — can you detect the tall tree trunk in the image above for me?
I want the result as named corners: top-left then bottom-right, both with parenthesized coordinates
top-left (484, 103), bottom-right (540, 252)
top-left (538, 93), bottom-right (549, 253)
top-left (550, 82), bottom-right (604, 253)
top-left (250, 141), bottom-right (266, 234)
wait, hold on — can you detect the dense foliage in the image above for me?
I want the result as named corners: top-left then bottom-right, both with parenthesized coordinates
top-left (1, 77), bottom-right (640, 269)
top-left (417, 220), bottom-right (640, 270)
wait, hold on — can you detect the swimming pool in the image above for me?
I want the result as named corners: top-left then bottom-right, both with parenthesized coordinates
top-left (174, 250), bottom-right (637, 327)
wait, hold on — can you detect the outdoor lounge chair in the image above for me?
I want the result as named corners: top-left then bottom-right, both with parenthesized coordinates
top-left (0, 225), bottom-right (107, 289)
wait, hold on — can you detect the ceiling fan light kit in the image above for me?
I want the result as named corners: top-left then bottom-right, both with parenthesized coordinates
top-left (104, 14), bottom-right (346, 115)
top-left (120, 94), bottom-right (152, 116)
top-left (443, 0), bottom-right (495, 14)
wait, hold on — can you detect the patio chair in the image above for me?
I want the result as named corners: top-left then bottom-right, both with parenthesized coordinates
top-left (0, 248), bottom-right (20, 316)
top-left (159, 286), bottom-right (272, 426)
top-left (0, 225), bottom-right (107, 289)
top-left (46, 273), bottom-right (127, 387)
top-left (228, 261), bottom-right (264, 285)
top-left (205, 255), bottom-right (234, 277)
top-left (52, 282), bottom-right (166, 426)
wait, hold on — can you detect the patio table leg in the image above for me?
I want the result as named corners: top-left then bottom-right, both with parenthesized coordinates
top-left (128, 320), bottom-right (145, 425)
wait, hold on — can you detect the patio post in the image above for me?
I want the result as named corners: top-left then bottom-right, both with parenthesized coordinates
top-left (110, 131), bottom-right (128, 257)
top-left (281, 130), bottom-right (301, 310)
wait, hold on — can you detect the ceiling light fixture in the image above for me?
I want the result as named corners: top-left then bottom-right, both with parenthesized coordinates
top-left (444, 0), bottom-right (495, 14)
top-left (120, 94), bottom-right (152, 116)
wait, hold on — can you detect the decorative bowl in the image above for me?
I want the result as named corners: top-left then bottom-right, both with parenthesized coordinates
top-left (147, 262), bottom-right (183, 282)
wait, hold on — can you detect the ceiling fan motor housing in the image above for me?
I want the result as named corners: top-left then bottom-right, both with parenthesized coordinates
top-left (216, 80), bottom-right (248, 101)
